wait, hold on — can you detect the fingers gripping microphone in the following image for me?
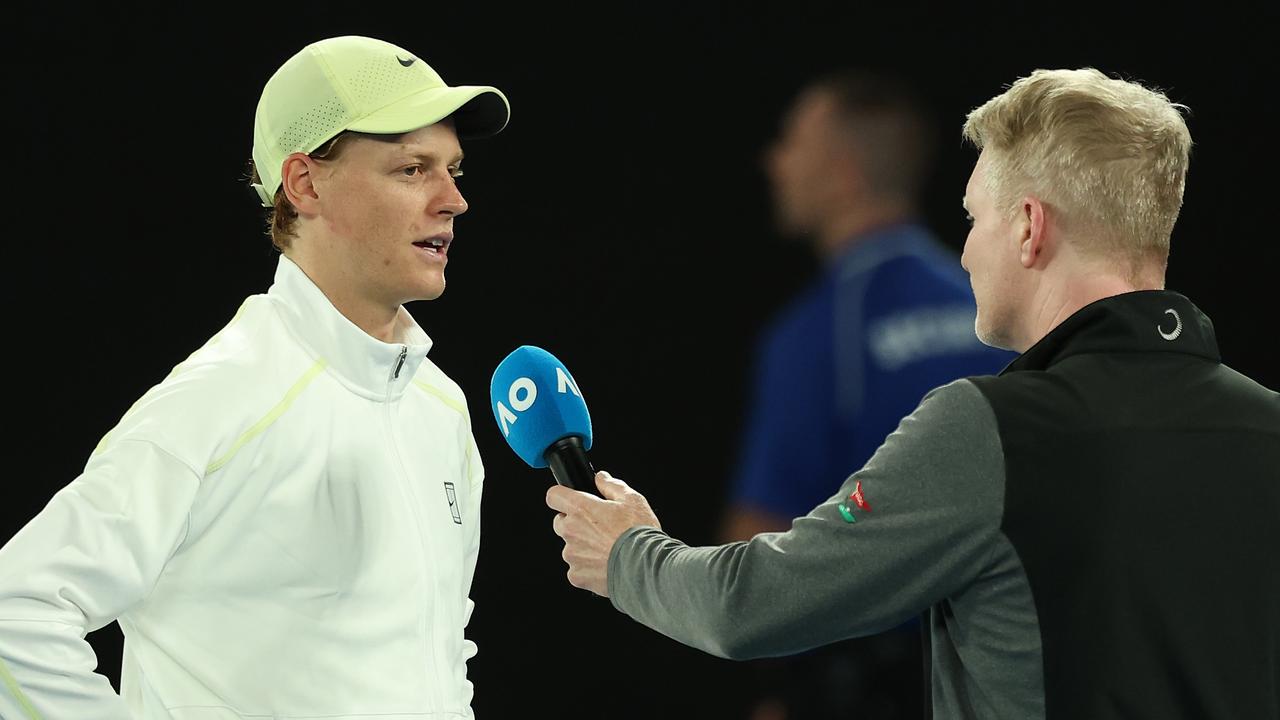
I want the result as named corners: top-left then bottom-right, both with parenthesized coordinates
top-left (490, 346), bottom-right (596, 492)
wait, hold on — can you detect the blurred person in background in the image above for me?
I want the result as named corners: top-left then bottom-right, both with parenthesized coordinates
top-left (718, 69), bottom-right (1013, 719)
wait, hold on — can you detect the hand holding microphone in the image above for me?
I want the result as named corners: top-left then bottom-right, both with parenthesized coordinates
top-left (545, 470), bottom-right (660, 597)
top-left (490, 346), bottom-right (660, 596)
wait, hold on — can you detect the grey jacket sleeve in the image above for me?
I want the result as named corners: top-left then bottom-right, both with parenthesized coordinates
top-left (607, 379), bottom-right (1006, 660)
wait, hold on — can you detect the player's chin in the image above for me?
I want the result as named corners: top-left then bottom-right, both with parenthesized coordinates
top-left (414, 276), bottom-right (446, 302)
top-left (398, 265), bottom-right (445, 302)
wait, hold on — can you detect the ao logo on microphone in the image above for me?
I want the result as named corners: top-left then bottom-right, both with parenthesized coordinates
top-left (490, 345), bottom-right (593, 469)
top-left (496, 366), bottom-right (582, 437)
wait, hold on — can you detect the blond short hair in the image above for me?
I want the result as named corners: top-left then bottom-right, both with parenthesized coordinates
top-left (963, 68), bottom-right (1191, 266)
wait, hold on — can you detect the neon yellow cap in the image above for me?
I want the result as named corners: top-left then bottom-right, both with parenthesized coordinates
top-left (251, 35), bottom-right (510, 207)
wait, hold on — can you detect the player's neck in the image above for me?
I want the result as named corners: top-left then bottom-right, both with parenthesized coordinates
top-left (328, 295), bottom-right (402, 344)
top-left (285, 250), bottom-right (403, 344)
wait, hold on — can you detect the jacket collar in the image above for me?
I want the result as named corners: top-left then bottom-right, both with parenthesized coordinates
top-left (266, 255), bottom-right (433, 399)
top-left (1005, 290), bottom-right (1219, 374)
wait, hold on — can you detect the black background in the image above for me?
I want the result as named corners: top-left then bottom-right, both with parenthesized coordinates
top-left (10, 2), bottom-right (1275, 717)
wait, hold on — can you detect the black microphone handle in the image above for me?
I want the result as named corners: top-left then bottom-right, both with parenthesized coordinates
top-left (545, 436), bottom-right (596, 492)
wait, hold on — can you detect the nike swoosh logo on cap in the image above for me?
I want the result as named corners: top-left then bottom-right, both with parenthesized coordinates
top-left (397, 56), bottom-right (416, 67)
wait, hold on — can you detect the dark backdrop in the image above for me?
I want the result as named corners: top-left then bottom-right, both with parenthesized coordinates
top-left (10, 3), bottom-right (1275, 717)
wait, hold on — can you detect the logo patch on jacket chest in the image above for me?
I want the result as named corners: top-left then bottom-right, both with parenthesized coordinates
top-left (444, 481), bottom-right (462, 524)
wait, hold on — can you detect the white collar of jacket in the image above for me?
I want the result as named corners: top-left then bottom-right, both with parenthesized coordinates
top-left (266, 254), bottom-right (434, 400)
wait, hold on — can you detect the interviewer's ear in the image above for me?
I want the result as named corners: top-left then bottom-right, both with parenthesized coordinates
top-left (1019, 195), bottom-right (1048, 268)
top-left (280, 152), bottom-right (322, 215)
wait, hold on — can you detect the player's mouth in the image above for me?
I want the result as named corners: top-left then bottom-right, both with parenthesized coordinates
top-left (413, 233), bottom-right (452, 259)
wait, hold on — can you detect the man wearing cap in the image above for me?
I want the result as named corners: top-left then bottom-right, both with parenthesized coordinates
top-left (0, 36), bottom-right (508, 719)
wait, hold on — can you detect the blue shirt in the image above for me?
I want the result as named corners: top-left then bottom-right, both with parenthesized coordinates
top-left (731, 222), bottom-right (1015, 519)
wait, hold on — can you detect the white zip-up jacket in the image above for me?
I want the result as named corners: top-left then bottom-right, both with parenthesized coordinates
top-left (0, 255), bottom-right (485, 719)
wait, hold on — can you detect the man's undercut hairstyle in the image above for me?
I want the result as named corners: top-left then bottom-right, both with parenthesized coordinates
top-left (963, 67), bottom-right (1192, 268)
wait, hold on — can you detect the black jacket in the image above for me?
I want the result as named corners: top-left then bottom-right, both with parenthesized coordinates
top-left (970, 290), bottom-right (1279, 719)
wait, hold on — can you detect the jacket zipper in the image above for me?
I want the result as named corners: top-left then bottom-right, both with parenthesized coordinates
top-left (393, 347), bottom-right (408, 380)
top-left (384, 346), bottom-right (440, 711)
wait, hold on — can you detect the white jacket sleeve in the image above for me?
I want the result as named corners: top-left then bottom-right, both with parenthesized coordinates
top-left (0, 438), bottom-right (201, 720)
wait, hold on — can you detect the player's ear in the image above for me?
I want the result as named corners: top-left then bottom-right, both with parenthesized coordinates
top-left (281, 152), bottom-right (322, 215)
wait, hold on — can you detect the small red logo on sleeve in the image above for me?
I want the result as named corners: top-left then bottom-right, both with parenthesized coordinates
top-left (851, 481), bottom-right (871, 512)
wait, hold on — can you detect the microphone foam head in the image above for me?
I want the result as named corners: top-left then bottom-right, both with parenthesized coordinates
top-left (489, 346), bottom-right (592, 468)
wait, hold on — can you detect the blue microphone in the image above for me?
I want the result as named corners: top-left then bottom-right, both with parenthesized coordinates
top-left (490, 346), bottom-right (596, 492)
